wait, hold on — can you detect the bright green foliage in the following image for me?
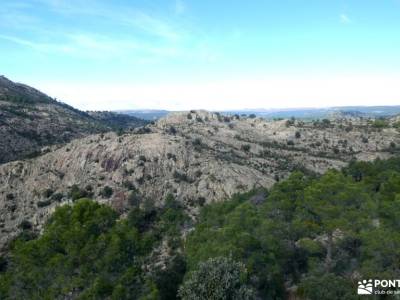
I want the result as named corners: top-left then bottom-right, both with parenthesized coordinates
top-left (185, 157), bottom-right (400, 299)
top-left (0, 199), bottom-right (158, 299)
top-left (178, 256), bottom-right (255, 300)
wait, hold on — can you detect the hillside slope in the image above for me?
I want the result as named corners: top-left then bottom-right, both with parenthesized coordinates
top-left (0, 76), bottom-right (146, 163)
top-left (0, 110), bottom-right (399, 251)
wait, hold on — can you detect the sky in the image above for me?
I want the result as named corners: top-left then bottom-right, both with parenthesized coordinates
top-left (1, 0), bottom-right (400, 111)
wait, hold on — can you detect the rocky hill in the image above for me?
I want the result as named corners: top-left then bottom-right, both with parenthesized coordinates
top-left (0, 110), bottom-right (399, 251)
top-left (0, 76), bottom-right (146, 164)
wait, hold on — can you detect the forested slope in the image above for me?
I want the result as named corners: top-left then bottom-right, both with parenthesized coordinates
top-left (1, 157), bottom-right (399, 299)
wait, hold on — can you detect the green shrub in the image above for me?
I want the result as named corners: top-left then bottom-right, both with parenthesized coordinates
top-left (37, 199), bottom-right (52, 207)
top-left (100, 186), bottom-right (113, 198)
top-left (69, 184), bottom-right (93, 200)
top-left (241, 144), bottom-right (251, 152)
top-left (51, 193), bottom-right (63, 201)
top-left (178, 257), bottom-right (255, 300)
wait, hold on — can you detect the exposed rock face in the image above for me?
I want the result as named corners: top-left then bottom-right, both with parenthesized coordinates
top-left (0, 76), bottom-right (145, 164)
top-left (0, 110), bottom-right (399, 251)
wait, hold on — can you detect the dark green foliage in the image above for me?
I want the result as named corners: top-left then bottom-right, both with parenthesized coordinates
top-left (18, 220), bottom-right (32, 230)
top-left (333, 146), bottom-right (340, 154)
top-left (123, 180), bottom-right (136, 191)
top-left (168, 126), bottom-right (177, 135)
top-left (184, 157), bottom-right (400, 299)
top-left (286, 117), bottom-right (295, 127)
top-left (159, 194), bottom-right (190, 237)
top-left (241, 144), bottom-right (251, 152)
top-left (37, 199), bottom-right (52, 207)
top-left (69, 184), bottom-right (93, 200)
top-left (5, 194), bottom-right (14, 200)
top-left (0, 200), bottom-right (159, 299)
top-left (0, 257), bottom-right (7, 273)
top-left (371, 119), bottom-right (388, 128)
top-left (42, 188), bottom-right (54, 198)
top-left (295, 131), bottom-right (301, 138)
top-left (128, 191), bottom-right (141, 206)
top-left (100, 186), bottom-right (113, 198)
top-left (51, 192), bottom-right (63, 202)
top-left (136, 126), bottom-right (152, 134)
top-left (178, 257), bottom-right (255, 300)
top-left (116, 127), bottom-right (124, 136)
top-left (298, 274), bottom-right (357, 300)
top-left (192, 138), bottom-right (203, 151)
top-left (167, 153), bottom-right (177, 161)
top-left (154, 254), bottom-right (186, 300)
top-left (322, 118), bottom-right (331, 124)
top-left (173, 170), bottom-right (191, 183)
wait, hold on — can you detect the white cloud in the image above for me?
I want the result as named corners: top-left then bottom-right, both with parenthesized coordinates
top-left (340, 14), bottom-right (351, 24)
top-left (31, 74), bottom-right (400, 111)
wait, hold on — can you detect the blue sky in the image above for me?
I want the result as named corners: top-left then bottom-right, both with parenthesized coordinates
top-left (1, 0), bottom-right (400, 110)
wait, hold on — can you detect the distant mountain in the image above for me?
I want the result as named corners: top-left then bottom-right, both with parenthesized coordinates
top-left (0, 76), bottom-right (146, 164)
top-left (118, 106), bottom-right (400, 121)
top-left (117, 109), bottom-right (170, 120)
top-left (87, 111), bottom-right (148, 129)
top-left (223, 106), bottom-right (400, 120)
top-left (333, 106), bottom-right (400, 117)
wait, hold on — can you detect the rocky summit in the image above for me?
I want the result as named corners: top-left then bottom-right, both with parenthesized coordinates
top-left (1, 109), bottom-right (399, 251)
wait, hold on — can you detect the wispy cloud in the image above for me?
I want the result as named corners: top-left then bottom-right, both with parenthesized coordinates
top-left (32, 0), bottom-right (182, 41)
top-left (0, 33), bottom-right (184, 60)
top-left (0, 34), bottom-right (75, 54)
top-left (340, 14), bottom-right (351, 24)
top-left (0, 0), bottom-right (218, 63)
top-left (120, 11), bottom-right (181, 41)
top-left (175, 0), bottom-right (186, 15)
top-left (0, 31), bottom-right (217, 64)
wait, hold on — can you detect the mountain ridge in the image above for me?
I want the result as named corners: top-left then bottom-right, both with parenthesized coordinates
top-left (0, 76), bottom-right (147, 164)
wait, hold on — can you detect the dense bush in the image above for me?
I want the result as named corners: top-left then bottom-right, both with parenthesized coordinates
top-left (179, 257), bottom-right (255, 300)
top-left (69, 184), bottom-right (93, 200)
top-left (241, 144), bottom-right (251, 152)
top-left (100, 186), bottom-right (113, 198)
